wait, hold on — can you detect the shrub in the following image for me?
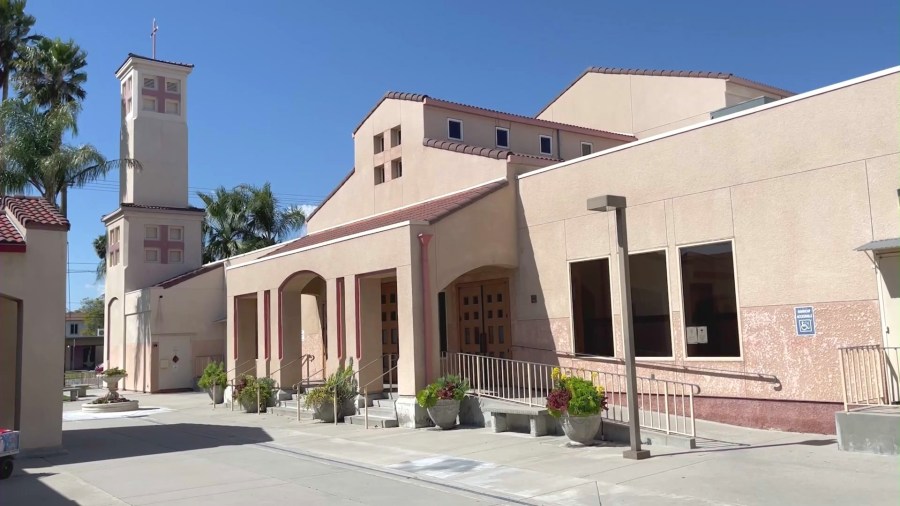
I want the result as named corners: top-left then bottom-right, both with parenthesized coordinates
top-left (236, 375), bottom-right (272, 409)
top-left (102, 367), bottom-right (127, 377)
top-left (197, 362), bottom-right (227, 390)
top-left (416, 375), bottom-right (470, 408)
top-left (546, 368), bottom-right (607, 418)
top-left (304, 359), bottom-right (357, 409)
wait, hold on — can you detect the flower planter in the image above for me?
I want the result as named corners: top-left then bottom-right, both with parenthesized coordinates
top-left (340, 398), bottom-right (357, 421)
top-left (313, 401), bottom-right (336, 423)
top-left (240, 397), bottom-right (266, 413)
top-left (102, 375), bottom-right (125, 392)
top-left (560, 413), bottom-right (602, 445)
top-left (207, 386), bottom-right (225, 405)
top-left (426, 399), bottom-right (460, 430)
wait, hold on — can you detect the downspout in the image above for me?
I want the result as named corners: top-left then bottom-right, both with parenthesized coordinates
top-left (418, 233), bottom-right (434, 383)
top-left (556, 128), bottom-right (562, 161)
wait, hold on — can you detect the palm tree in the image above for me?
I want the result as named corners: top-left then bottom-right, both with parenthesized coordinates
top-left (0, 0), bottom-right (38, 102)
top-left (197, 187), bottom-right (249, 263)
top-left (14, 37), bottom-right (87, 108)
top-left (93, 233), bottom-right (106, 280)
top-left (0, 99), bottom-right (141, 215)
top-left (240, 182), bottom-right (306, 248)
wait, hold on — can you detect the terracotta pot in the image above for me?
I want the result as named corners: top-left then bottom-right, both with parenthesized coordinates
top-left (427, 399), bottom-right (460, 430)
top-left (560, 413), bottom-right (602, 445)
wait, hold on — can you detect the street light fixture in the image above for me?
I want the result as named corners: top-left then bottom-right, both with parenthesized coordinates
top-left (587, 195), bottom-right (651, 460)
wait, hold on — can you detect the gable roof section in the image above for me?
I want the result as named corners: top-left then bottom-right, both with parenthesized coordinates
top-left (115, 53), bottom-right (195, 74)
top-left (264, 179), bottom-right (508, 259)
top-left (155, 262), bottom-right (223, 289)
top-left (305, 167), bottom-right (355, 222)
top-left (0, 214), bottom-right (25, 252)
top-left (3, 196), bottom-right (70, 231)
top-left (353, 91), bottom-right (635, 141)
top-left (536, 66), bottom-right (795, 117)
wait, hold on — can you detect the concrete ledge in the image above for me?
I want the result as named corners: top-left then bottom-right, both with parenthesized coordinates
top-left (81, 400), bottom-right (140, 413)
top-left (836, 408), bottom-right (900, 455)
top-left (395, 396), bottom-right (429, 428)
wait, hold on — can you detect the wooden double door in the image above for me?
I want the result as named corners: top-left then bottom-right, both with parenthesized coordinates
top-left (458, 279), bottom-right (511, 358)
top-left (381, 281), bottom-right (398, 384)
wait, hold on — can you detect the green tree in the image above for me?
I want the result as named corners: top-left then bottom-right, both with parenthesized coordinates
top-left (14, 37), bottom-right (86, 108)
top-left (93, 232), bottom-right (106, 280)
top-left (0, 99), bottom-right (140, 215)
top-left (79, 295), bottom-right (104, 337)
top-left (197, 183), bottom-right (306, 262)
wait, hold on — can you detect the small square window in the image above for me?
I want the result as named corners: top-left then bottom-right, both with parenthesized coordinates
top-left (448, 119), bottom-right (463, 141)
top-left (581, 142), bottom-right (593, 156)
top-left (165, 79), bottom-right (180, 93)
top-left (390, 126), bottom-right (401, 147)
top-left (145, 248), bottom-right (159, 262)
top-left (495, 127), bottom-right (509, 148)
top-left (539, 135), bottom-right (552, 155)
top-left (143, 77), bottom-right (156, 89)
top-left (165, 100), bottom-right (180, 115)
top-left (169, 250), bottom-right (183, 263)
top-left (168, 227), bottom-right (183, 241)
top-left (142, 97), bottom-right (156, 112)
top-left (374, 165), bottom-right (385, 185)
top-left (374, 133), bottom-right (384, 154)
top-left (145, 225), bottom-right (159, 239)
top-left (391, 159), bottom-right (403, 179)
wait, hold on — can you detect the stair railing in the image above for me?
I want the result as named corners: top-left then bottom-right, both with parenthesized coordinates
top-left (361, 354), bottom-right (399, 430)
top-left (224, 359), bottom-right (256, 412)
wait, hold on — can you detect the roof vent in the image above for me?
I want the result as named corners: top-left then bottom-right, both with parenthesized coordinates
top-left (710, 96), bottom-right (779, 120)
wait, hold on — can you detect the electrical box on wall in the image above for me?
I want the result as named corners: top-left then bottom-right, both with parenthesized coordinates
top-left (686, 326), bottom-right (697, 344)
top-left (697, 326), bottom-right (708, 344)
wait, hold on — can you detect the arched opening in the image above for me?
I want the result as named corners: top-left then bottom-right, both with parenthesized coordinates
top-left (278, 271), bottom-right (327, 387)
top-left (106, 297), bottom-right (121, 368)
top-left (0, 293), bottom-right (22, 431)
top-left (440, 266), bottom-right (516, 360)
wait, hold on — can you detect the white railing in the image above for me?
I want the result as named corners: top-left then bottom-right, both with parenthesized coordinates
top-left (63, 370), bottom-right (102, 389)
top-left (839, 345), bottom-right (900, 411)
top-left (441, 352), bottom-right (697, 437)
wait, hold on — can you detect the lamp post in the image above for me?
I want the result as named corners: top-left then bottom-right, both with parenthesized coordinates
top-left (586, 195), bottom-right (650, 460)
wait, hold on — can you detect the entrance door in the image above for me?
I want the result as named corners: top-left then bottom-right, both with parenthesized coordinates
top-left (381, 281), bottom-right (398, 385)
top-left (157, 335), bottom-right (193, 390)
top-left (877, 253), bottom-right (900, 402)
top-left (458, 279), bottom-right (511, 358)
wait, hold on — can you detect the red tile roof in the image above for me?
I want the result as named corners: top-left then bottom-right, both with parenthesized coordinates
top-left (121, 203), bottom-right (205, 213)
top-left (155, 262), bottom-right (223, 289)
top-left (264, 180), bottom-right (508, 259)
top-left (3, 196), bottom-right (70, 231)
top-left (0, 214), bottom-right (24, 251)
top-left (422, 138), bottom-right (561, 162)
top-left (536, 66), bottom-right (795, 117)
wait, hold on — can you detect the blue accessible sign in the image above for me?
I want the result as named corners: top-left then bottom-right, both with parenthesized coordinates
top-left (794, 306), bottom-right (816, 336)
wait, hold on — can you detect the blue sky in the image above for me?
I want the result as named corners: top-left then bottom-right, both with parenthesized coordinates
top-left (23, 1), bottom-right (899, 309)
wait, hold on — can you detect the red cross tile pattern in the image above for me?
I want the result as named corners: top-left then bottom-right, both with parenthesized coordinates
top-left (144, 224), bottom-right (184, 264)
top-left (141, 76), bottom-right (181, 113)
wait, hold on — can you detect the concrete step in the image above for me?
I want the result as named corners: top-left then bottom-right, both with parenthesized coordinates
top-left (268, 406), bottom-right (314, 419)
top-left (356, 406), bottom-right (395, 418)
top-left (372, 398), bottom-right (397, 409)
top-left (345, 414), bottom-right (398, 428)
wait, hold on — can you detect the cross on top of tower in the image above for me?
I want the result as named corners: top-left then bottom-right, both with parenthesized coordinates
top-left (151, 19), bottom-right (159, 59)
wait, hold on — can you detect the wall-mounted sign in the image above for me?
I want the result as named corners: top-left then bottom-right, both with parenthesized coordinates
top-left (795, 306), bottom-right (816, 336)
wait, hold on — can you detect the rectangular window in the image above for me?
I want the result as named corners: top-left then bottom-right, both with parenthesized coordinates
top-left (145, 248), bottom-right (159, 263)
top-left (448, 119), bottom-right (463, 141)
top-left (680, 242), bottom-right (740, 358)
top-left (169, 250), bottom-right (183, 263)
top-left (539, 135), bottom-right (552, 155)
top-left (145, 225), bottom-right (159, 239)
top-left (165, 79), bottom-right (180, 93)
top-left (495, 127), bottom-right (510, 148)
top-left (168, 226), bottom-right (183, 241)
top-left (390, 126), bottom-right (401, 147)
top-left (631, 251), bottom-right (672, 357)
top-left (581, 142), bottom-right (593, 156)
top-left (142, 97), bottom-right (156, 112)
top-left (70, 323), bottom-right (78, 335)
top-left (143, 76), bottom-right (156, 89)
top-left (570, 258), bottom-right (614, 356)
top-left (391, 159), bottom-right (403, 179)
top-left (374, 133), bottom-right (384, 154)
top-left (165, 100), bottom-right (180, 115)
top-left (374, 165), bottom-right (385, 185)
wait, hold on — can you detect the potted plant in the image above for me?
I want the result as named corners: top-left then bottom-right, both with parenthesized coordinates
top-left (197, 362), bottom-right (227, 404)
top-left (547, 368), bottom-right (607, 445)
top-left (303, 359), bottom-right (357, 422)
top-left (98, 367), bottom-right (127, 390)
top-left (235, 375), bottom-right (272, 413)
top-left (258, 377), bottom-right (278, 407)
top-left (416, 375), bottom-right (470, 429)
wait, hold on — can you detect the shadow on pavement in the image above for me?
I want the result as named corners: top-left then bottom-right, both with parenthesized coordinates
top-left (659, 438), bottom-right (837, 457)
top-left (1, 471), bottom-right (78, 505)
top-left (31, 423), bottom-right (274, 467)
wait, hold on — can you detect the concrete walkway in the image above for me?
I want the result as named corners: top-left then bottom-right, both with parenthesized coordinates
top-left (4, 390), bottom-right (898, 505)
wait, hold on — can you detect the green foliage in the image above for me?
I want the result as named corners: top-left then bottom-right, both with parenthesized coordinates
top-left (103, 367), bottom-right (126, 377)
top-left (416, 375), bottom-right (470, 408)
top-left (236, 374), bottom-right (272, 409)
top-left (14, 37), bottom-right (87, 108)
top-left (546, 368), bottom-right (606, 418)
top-left (197, 362), bottom-right (227, 389)
top-left (93, 233), bottom-right (106, 280)
top-left (303, 359), bottom-right (357, 409)
top-left (78, 295), bottom-right (104, 337)
top-left (0, 0), bottom-right (39, 102)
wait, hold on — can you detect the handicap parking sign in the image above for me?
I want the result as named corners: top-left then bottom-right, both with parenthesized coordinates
top-left (794, 307), bottom-right (816, 336)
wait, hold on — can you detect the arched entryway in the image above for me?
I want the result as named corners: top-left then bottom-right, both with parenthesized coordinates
top-left (441, 266), bottom-right (516, 359)
top-left (0, 293), bottom-right (22, 431)
top-left (278, 271), bottom-right (327, 387)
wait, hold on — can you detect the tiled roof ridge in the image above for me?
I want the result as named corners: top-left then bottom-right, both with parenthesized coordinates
top-left (118, 53), bottom-right (194, 70)
top-left (2, 196), bottom-right (70, 231)
top-left (121, 203), bottom-right (206, 213)
top-left (422, 138), bottom-right (560, 162)
top-left (155, 262), bottom-right (224, 289)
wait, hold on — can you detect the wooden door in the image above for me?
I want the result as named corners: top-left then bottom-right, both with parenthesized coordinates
top-left (381, 281), bottom-right (398, 384)
top-left (457, 279), bottom-right (511, 358)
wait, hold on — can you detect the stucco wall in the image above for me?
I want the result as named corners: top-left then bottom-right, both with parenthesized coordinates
top-left (517, 71), bottom-right (900, 404)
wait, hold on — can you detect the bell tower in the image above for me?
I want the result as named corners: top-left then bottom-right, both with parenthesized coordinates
top-left (116, 53), bottom-right (193, 207)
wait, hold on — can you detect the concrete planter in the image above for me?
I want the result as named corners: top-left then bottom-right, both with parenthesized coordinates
top-left (560, 413), bottom-right (602, 445)
top-left (340, 398), bottom-right (357, 421)
top-left (427, 399), bottom-right (461, 430)
top-left (102, 375), bottom-right (125, 391)
top-left (207, 387), bottom-right (225, 405)
top-left (82, 400), bottom-right (139, 413)
top-left (240, 397), bottom-right (266, 413)
top-left (314, 401), bottom-right (336, 423)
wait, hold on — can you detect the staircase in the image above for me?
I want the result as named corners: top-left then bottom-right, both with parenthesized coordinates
top-left (268, 389), bottom-right (400, 429)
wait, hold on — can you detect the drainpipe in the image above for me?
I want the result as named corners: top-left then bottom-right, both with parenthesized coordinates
top-left (418, 233), bottom-right (434, 383)
top-left (555, 128), bottom-right (562, 161)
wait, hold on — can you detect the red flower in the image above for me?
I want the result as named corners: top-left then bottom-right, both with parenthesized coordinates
top-left (547, 388), bottom-right (571, 413)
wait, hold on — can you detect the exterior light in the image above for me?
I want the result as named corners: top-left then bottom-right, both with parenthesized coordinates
top-left (587, 194), bottom-right (651, 460)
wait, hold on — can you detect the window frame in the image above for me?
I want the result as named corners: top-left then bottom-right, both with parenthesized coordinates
top-left (169, 249), bottom-right (184, 264)
top-left (677, 239), bottom-right (744, 362)
top-left (142, 76), bottom-right (156, 89)
top-left (165, 78), bottom-right (180, 93)
top-left (581, 142), bottom-right (593, 157)
top-left (374, 133), bottom-right (385, 154)
top-left (145, 225), bottom-right (159, 240)
top-left (495, 127), bottom-right (510, 148)
top-left (629, 247), bottom-right (676, 361)
top-left (145, 248), bottom-right (160, 263)
top-left (142, 97), bottom-right (157, 112)
top-left (168, 226), bottom-right (184, 241)
top-left (391, 159), bottom-right (403, 179)
top-left (447, 118), bottom-right (463, 141)
top-left (165, 99), bottom-right (180, 115)
top-left (374, 164), bottom-right (385, 185)
top-left (539, 135), bottom-right (553, 156)
top-left (566, 254), bottom-right (616, 358)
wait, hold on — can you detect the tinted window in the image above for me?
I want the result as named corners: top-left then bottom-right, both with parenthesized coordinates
top-left (496, 128), bottom-right (509, 147)
top-left (570, 259), bottom-right (614, 356)
top-left (448, 120), bottom-right (462, 140)
top-left (540, 136), bottom-right (552, 155)
top-left (630, 251), bottom-right (672, 357)
top-left (680, 242), bottom-right (740, 357)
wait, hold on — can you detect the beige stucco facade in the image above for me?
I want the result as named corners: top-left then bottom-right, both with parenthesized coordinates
top-left (0, 198), bottom-right (69, 451)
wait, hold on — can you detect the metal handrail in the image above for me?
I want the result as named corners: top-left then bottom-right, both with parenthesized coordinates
top-left (225, 359), bottom-right (257, 412)
top-left (839, 345), bottom-right (900, 411)
top-left (362, 360), bottom-right (400, 430)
